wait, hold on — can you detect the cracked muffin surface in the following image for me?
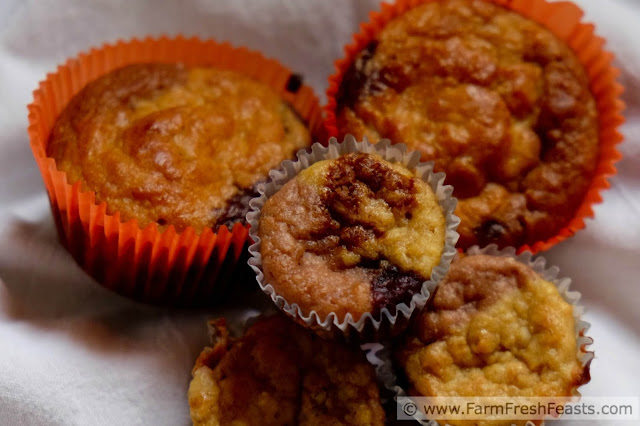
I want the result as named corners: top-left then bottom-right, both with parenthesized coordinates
top-left (258, 153), bottom-right (446, 322)
top-left (395, 254), bottom-right (589, 426)
top-left (48, 63), bottom-right (311, 232)
top-left (188, 315), bottom-right (385, 426)
top-left (336, 0), bottom-right (599, 249)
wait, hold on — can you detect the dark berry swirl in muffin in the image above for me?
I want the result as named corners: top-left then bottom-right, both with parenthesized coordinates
top-left (258, 153), bottom-right (446, 322)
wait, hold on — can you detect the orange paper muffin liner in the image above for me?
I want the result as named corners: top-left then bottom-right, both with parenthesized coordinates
top-left (28, 36), bottom-right (324, 306)
top-left (324, 0), bottom-right (625, 254)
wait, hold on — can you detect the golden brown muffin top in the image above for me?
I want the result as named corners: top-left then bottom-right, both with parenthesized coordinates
top-left (396, 254), bottom-right (588, 426)
top-left (336, 0), bottom-right (599, 249)
top-left (258, 153), bottom-right (446, 322)
top-left (48, 63), bottom-right (311, 232)
top-left (188, 315), bottom-right (385, 426)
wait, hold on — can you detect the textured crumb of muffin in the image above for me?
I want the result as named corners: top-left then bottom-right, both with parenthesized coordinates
top-left (258, 153), bottom-right (446, 321)
top-left (336, 0), bottom-right (599, 249)
top-left (396, 254), bottom-right (589, 426)
top-left (188, 316), bottom-right (385, 426)
top-left (48, 64), bottom-right (311, 232)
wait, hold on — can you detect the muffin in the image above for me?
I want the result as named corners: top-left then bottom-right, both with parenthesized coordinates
top-left (188, 315), bottom-right (385, 426)
top-left (334, 0), bottom-right (599, 249)
top-left (257, 151), bottom-right (447, 327)
top-left (395, 254), bottom-right (590, 426)
top-left (47, 63), bottom-right (311, 233)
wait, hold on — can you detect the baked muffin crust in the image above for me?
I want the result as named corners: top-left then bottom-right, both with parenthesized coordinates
top-left (48, 63), bottom-right (311, 232)
top-left (188, 315), bottom-right (385, 426)
top-left (396, 254), bottom-right (589, 426)
top-left (336, 0), bottom-right (599, 248)
top-left (258, 153), bottom-right (446, 322)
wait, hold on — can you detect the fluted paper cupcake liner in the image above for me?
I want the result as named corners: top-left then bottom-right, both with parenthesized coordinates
top-left (376, 245), bottom-right (594, 425)
top-left (324, 0), bottom-right (625, 254)
top-left (246, 135), bottom-right (460, 340)
top-left (27, 36), bottom-right (324, 306)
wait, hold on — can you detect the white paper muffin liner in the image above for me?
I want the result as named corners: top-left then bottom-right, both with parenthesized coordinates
top-left (246, 135), bottom-right (460, 339)
top-left (370, 245), bottom-right (594, 426)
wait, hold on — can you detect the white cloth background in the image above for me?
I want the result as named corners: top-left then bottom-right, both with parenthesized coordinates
top-left (0, 0), bottom-right (638, 425)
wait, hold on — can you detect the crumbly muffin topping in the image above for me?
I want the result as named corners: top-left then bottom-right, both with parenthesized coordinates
top-left (48, 64), bottom-right (311, 232)
top-left (188, 315), bottom-right (385, 426)
top-left (396, 255), bottom-right (589, 426)
top-left (258, 153), bottom-right (446, 321)
top-left (336, 0), bottom-right (599, 248)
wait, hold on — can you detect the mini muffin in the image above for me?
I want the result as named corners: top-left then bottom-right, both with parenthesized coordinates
top-left (335, 0), bottom-right (599, 249)
top-left (48, 63), bottom-right (311, 232)
top-left (257, 152), bottom-right (447, 326)
top-left (395, 254), bottom-right (590, 426)
top-left (188, 315), bottom-right (385, 426)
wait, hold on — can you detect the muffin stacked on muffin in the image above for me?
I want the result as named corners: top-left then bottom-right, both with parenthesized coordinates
top-left (334, 0), bottom-right (599, 249)
top-left (256, 151), bottom-right (452, 326)
top-left (48, 63), bottom-right (311, 232)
